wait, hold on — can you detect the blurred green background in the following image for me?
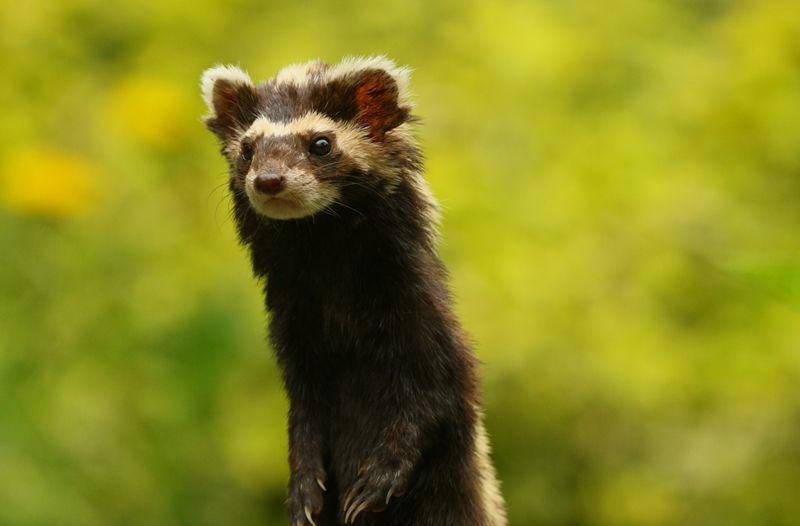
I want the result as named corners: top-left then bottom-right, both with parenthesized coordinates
top-left (2, 0), bottom-right (800, 524)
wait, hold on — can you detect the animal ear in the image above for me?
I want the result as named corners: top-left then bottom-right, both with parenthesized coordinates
top-left (351, 69), bottom-right (410, 141)
top-left (201, 65), bottom-right (259, 142)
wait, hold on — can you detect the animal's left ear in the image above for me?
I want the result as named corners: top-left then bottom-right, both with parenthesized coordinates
top-left (201, 65), bottom-right (259, 142)
top-left (351, 69), bottom-right (411, 141)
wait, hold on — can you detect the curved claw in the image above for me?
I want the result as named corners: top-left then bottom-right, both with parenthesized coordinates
top-left (344, 492), bottom-right (361, 524)
top-left (344, 497), bottom-right (356, 524)
top-left (386, 487), bottom-right (394, 505)
top-left (304, 506), bottom-right (317, 526)
top-left (316, 477), bottom-right (327, 492)
top-left (342, 464), bottom-right (407, 523)
top-left (342, 480), bottom-right (362, 514)
top-left (349, 499), bottom-right (369, 523)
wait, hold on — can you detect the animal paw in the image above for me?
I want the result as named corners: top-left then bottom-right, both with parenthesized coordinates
top-left (341, 461), bottom-right (409, 524)
top-left (288, 470), bottom-right (327, 526)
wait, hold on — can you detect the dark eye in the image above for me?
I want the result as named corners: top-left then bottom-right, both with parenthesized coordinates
top-left (239, 141), bottom-right (254, 163)
top-left (309, 137), bottom-right (331, 156)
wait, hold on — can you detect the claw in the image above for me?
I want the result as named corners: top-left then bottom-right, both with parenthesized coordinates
top-left (344, 500), bottom-right (354, 524)
top-left (350, 500), bottom-right (369, 523)
top-left (304, 506), bottom-right (317, 526)
top-left (316, 477), bottom-right (326, 491)
top-left (342, 490), bottom-right (353, 514)
top-left (342, 482), bottom-right (360, 514)
top-left (386, 487), bottom-right (394, 505)
top-left (344, 496), bottom-right (360, 524)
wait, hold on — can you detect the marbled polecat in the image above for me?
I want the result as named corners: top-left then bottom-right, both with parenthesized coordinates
top-left (201, 56), bottom-right (506, 526)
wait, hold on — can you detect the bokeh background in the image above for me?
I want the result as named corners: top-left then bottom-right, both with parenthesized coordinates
top-left (2, 0), bottom-right (800, 524)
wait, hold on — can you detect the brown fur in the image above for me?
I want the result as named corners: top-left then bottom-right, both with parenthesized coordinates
top-left (201, 57), bottom-right (506, 526)
top-left (354, 70), bottom-right (409, 140)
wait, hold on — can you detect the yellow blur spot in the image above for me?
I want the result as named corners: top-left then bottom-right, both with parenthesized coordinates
top-left (107, 77), bottom-right (189, 148)
top-left (597, 472), bottom-right (679, 526)
top-left (1, 149), bottom-right (100, 217)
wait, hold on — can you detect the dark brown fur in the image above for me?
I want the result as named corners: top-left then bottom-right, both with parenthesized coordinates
top-left (202, 60), bottom-right (504, 526)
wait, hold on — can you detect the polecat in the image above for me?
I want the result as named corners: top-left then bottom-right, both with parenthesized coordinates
top-left (201, 56), bottom-right (506, 526)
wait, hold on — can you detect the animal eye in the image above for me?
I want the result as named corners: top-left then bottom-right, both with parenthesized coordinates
top-left (239, 141), bottom-right (254, 163)
top-left (309, 137), bottom-right (331, 156)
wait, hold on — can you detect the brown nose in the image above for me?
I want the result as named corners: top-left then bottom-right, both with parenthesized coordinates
top-left (254, 173), bottom-right (286, 195)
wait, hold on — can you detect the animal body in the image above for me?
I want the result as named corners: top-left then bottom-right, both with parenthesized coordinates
top-left (201, 56), bottom-right (506, 526)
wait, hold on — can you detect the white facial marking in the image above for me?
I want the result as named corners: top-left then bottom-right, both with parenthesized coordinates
top-left (245, 112), bottom-right (377, 172)
top-left (243, 165), bottom-right (340, 220)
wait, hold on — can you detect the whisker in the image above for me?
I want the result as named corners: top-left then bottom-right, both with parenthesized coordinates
top-left (326, 197), bottom-right (366, 219)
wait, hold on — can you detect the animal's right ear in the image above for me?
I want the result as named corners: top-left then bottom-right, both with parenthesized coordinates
top-left (201, 65), bottom-right (259, 142)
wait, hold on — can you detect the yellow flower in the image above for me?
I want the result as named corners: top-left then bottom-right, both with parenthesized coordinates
top-left (1, 148), bottom-right (100, 217)
top-left (106, 76), bottom-right (190, 148)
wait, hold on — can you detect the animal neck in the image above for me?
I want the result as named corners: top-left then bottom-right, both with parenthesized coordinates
top-left (236, 175), bottom-right (437, 281)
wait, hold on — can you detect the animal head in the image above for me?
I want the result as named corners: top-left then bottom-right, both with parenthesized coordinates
top-left (201, 56), bottom-right (420, 220)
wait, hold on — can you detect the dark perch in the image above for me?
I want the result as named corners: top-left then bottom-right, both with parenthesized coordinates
top-left (201, 56), bottom-right (506, 526)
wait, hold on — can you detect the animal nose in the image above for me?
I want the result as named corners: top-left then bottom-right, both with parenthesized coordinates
top-left (254, 173), bottom-right (286, 195)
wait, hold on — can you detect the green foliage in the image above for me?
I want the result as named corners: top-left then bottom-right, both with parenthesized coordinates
top-left (1, 0), bottom-right (799, 524)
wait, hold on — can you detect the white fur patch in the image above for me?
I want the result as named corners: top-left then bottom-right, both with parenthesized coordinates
top-left (244, 166), bottom-right (340, 220)
top-left (474, 415), bottom-right (507, 525)
top-left (407, 168), bottom-right (441, 247)
top-left (273, 59), bottom-right (327, 86)
top-left (200, 64), bottom-right (253, 117)
top-left (247, 112), bottom-right (338, 138)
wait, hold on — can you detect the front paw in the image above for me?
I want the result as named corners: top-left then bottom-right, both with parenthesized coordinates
top-left (288, 470), bottom-right (327, 526)
top-left (341, 460), bottom-right (409, 524)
